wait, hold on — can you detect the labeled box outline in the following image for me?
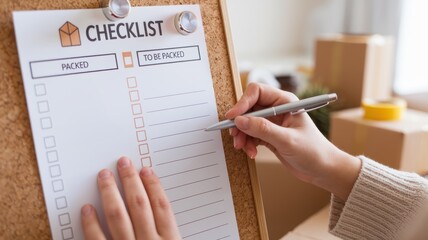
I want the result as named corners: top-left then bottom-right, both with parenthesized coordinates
top-left (129, 90), bottom-right (140, 102)
top-left (58, 213), bottom-right (71, 226)
top-left (138, 144), bottom-right (149, 155)
top-left (136, 130), bottom-right (147, 142)
top-left (134, 117), bottom-right (145, 128)
top-left (61, 227), bottom-right (74, 240)
top-left (44, 136), bottom-right (56, 149)
top-left (37, 101), bottom-right (50, 113)
top-left (137, 45), bottom-right (201, 67)
top-left (40, 117), bottom-right (53, 129)
top-left (131, 103), bottom-right (142, 115)
top-left (127, 77), bottom-right (137, 88)
top-left (29, 53), bottom-right (119, 79)
top-left (55, 196), bottom-right (68, 209)
top-left (47, 150), bottom-right (59, 163)
top-left (141, 157), bottom-right (152, 167)
top-left (52, 179), bottom-right (64, 192)
top-left (34, 84), bottom-right (47, 96)
top-left (50, 164), bottom-right (62, 178)
top-left (122, 51), bottom-right (134, 68)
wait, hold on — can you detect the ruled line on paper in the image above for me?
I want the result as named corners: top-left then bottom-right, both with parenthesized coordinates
top-left (178, 211), bottom-right (226, 227)
top-left (144, 90), bottom-right (206, 100)
top-left (182, 223), bottom-right (228, 239)
top-left (151, 128), bottom-right (205, 140)
top-left (165, 175), bottom-right (220, 191)
top-left (217, 235), bottom-right (231, 240)
top-left (174, 199), bottom-right (224, 215)
top-left (159, 163), bottom-right (218, 179)
top-left (154, 139), bottom-right (213, 153)
top-left (146, 102), bottom-right (208, 113)
top-left (156, 151), bottom-right (216, 166)
top-left (170, 187), bottom-right (222, 203)
top-left (148, 115), bottom-right (210, 127)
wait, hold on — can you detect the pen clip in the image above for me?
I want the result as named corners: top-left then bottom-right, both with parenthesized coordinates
top-left (290, 102), bottom-right (330, 115)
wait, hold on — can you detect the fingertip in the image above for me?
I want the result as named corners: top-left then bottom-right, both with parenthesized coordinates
top-left (244, 142), bottom-right (258, 159)
top-left (98, 169), bottom-right (112, 180)
top-left (117, 156), bottom-right (131, 169)
top-left (235, 116), bottom-right (250, 130)
top-left (230, 127), bottom-right (238, 137)
top-left (224, 109), bottom-right (233, 119)
top-left (140, 167), bottom-right (153, 177)
top-left (234, 130), bottom-right (247, 150)
top-left (81, 204), bottom-right (93, 217)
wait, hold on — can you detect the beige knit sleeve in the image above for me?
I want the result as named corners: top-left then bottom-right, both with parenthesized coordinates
top-left (328, 156), bottom-right (428, 240)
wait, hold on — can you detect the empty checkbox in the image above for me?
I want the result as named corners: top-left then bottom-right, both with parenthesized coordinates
top-left (129, 90), bottom-right (140, 102)
top-left (134, 117), bottom-right (145, 128)
top-left (131, 104), bottom-right (142, 115)
top-left (61, 227), bottom-right (73, 240)
top-left (55, 196), bottom-right (68, 209)
top-left (50, 165), bottom-right (61, 177)
top-left (37, 101), bottom-right (50, 113)
top-left (58, 213), bottom-right (71, 226)
top-left (46, 150), bottom-right (58, 163)
top-left (41, 117), bottom-right (53, 129)
top-left (34, 84), bottom-right (46, 96)
top-left (136, 130), bottom-right (147, 142)
top-left (52, 179), bottom-right (64, 192)
top-left (139, 144), bottom-right (149, 155)
top-left (141, 157), bottom-right (152, 167)
top-left (127, 77), bottom-right (137, 88)
top-left (44, 136), bottom-right (56, 149)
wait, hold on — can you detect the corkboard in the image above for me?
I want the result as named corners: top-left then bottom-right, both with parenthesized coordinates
top-left (0, 0), bottom-right (267, 239)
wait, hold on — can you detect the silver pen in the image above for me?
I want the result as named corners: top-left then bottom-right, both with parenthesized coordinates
top-left (205, 93), bottom-right (338, 131)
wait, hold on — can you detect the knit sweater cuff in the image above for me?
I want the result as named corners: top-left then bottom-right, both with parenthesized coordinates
top-left (328, 156), bottom-right (428, 239)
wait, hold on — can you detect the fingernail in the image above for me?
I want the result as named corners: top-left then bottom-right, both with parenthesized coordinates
top-left (225, 110), bottom-right (231, 117)
top-left (228, 129), bottom-right (232, 136)
top-left (236, 116), bottom-right (250, 130)
top-left (98, 169), bottom-right (111, 179)
top-left (140, 167), bottom-right (152, 177)
top-left (81, 204), bottom-right (92, 217)
top-left (118, 157), bottom-right (130, 169)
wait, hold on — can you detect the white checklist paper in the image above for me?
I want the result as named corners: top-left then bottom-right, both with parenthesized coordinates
top-left (13, 5), bottom-right (239, 240)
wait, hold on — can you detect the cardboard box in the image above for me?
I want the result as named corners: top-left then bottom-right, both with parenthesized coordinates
top-left (313, 34), bottom-right (394, 109)
top-left (281, 205), bottom-right (340, 240)
top-left (255, 146), bottom-right (330, 240)
top-left (330, 108), bottom-right (428, 173)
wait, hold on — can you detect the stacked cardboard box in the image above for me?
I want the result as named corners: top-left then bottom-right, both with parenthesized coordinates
top-left (313, 34), bottom-right (394, 109)
top-left (330, 108), bottom-right (428, 173)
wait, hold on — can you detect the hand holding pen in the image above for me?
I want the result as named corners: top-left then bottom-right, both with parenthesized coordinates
top-left (221, 83), bottom-right (359, 201)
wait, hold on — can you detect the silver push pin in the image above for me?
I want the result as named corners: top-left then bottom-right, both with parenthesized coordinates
top-left (174, 11), bottom-right (198, 35)
top-left (102, 0), bottom-right (131, 21)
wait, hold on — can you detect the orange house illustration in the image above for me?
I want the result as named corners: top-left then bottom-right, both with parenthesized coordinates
top-left (59, 21), bottom-right (81, 47)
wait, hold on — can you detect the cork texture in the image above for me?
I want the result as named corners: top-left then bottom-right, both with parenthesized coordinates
top-left (0, 0), bottom-right (260, 239)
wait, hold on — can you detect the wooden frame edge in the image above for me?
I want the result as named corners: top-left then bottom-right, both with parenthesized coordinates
top-left (219, 1), bottom-right (269, 239)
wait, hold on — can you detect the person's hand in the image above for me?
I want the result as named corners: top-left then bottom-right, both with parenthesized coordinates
top-left (226, 83), bottom-right (361, 200)
top-left (81, 157), bottom-right (181, 240)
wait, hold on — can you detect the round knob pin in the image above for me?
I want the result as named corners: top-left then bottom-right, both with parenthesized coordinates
top-left (102, 0), bottom-right (131, 21)
top-left (175, 11), bottom-right (198, 35)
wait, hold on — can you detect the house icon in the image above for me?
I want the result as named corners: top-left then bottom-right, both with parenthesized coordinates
top-left (59, 21), bottom-right (81, 47)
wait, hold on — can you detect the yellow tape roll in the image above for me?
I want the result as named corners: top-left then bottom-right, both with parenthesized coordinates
top-left (362, 98), bottom-right (407, 121)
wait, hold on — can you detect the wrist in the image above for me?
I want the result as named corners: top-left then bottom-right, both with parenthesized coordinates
top-left (313, 147), bottom-right (362, 201)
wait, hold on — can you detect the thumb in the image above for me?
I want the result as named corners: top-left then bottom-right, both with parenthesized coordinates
top-left (235, 116), bottom-right (291, 148)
